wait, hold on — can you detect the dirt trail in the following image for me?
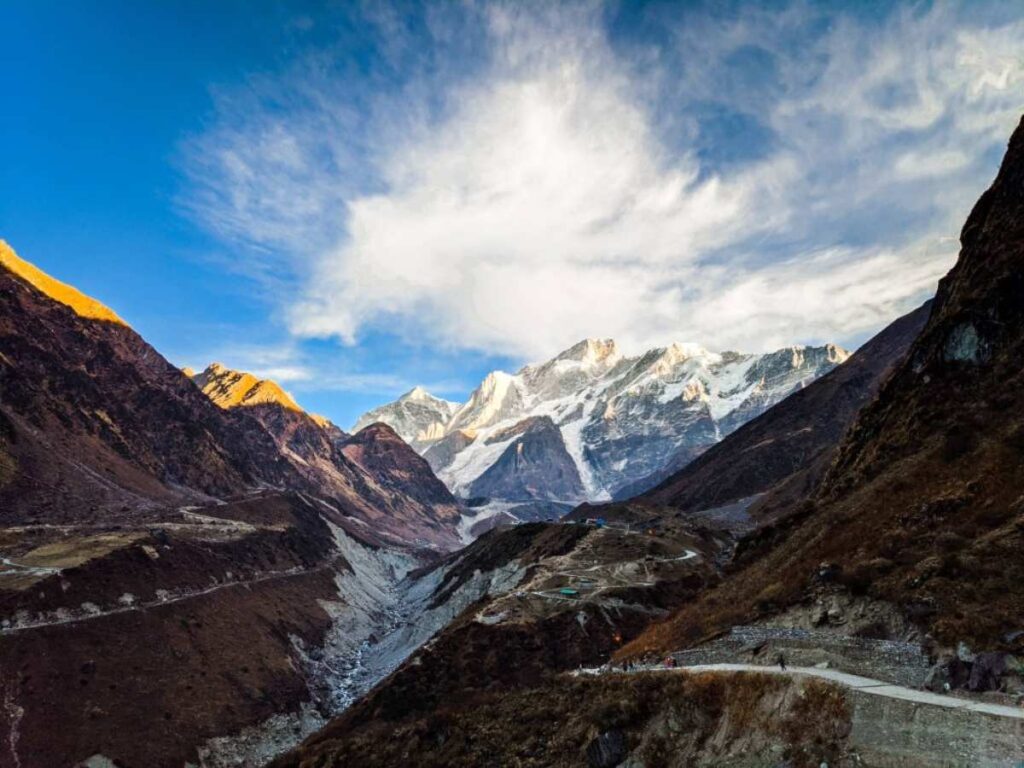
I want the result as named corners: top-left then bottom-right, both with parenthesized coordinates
top-left (0, 562), bottom-right (334, 635)
top-left (577, 662), bottom-right (1024, 720)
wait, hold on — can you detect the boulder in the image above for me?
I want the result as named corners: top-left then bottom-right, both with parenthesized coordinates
top-left (923, 662), bottom-right (950, 693)
top-left (924, 654), bottom-right (973, 692)
top-left (968, 652), bottom-right (1013, 692)
top-left (586, 729), bottom-right (628, 768)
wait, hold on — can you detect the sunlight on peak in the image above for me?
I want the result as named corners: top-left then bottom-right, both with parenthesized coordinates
top-left (0, 241), bottom-right (126, 326)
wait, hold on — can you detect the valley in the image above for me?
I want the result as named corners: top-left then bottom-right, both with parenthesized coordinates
top-left (1, 89), bottom-right (1023, 768)
top-left (268, 117), bottom-right (1024, 768)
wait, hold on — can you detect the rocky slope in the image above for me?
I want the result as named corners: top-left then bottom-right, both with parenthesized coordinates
top-left (0, 243), bottom-right (466, 765)
top-left (193, 362), bottom-right (338, 431)
top-left (0, 241), bottom-right (294, 522)
top-left (0, 242), bottom-right (459, 547)
top-left (355, 338), bottom-right (847, 504)
top-left (189, 363), bottom-right (462, 550)
top-left (467, 415), bottom-right (585, 502)
top-left (273, 515), bottom-right (730, 768)
top-left (622, 114), bottom-right (1024, 659)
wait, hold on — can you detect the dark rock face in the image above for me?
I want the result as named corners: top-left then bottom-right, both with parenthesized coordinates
top-left (968, 652), bottom-right (1012, 692)
top-left (586, 729), bottom-right (627, 768)
top-left (824, 115), bottom-right (1024, 496)
top-left (469, 416), bottom-right (585, 502)
top-left (628, 300), bottom-right (932, 512)
top-left (423, 428), bottom-right (477, 473)
top-left (341, 423), bottom-right (456, 506)
top-left (610, 442), bottom-right (707, 500)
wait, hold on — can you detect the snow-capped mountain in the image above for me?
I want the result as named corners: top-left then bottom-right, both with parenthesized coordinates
top-left (353, 338), bottom-right (849, 503)
top-left (353, 386), bottom-right (460, 449)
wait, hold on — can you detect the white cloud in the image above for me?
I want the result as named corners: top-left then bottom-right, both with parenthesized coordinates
top-left (183, 2), bottom-right (1024, 359)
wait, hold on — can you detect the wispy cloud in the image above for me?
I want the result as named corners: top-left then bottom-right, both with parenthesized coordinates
top-left (181, 1), bottom-right (1024, 359)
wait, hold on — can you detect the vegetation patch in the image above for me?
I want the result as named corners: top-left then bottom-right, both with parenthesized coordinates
top-left (276, 671), bottom-right (851, 768)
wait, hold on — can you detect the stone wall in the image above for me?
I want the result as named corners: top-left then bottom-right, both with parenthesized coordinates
top-left (847, 689), bottom-right (1024, 767)
top-left (671, 626), bottom-right (931, 687)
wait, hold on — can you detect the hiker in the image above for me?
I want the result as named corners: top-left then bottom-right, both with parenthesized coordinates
top-left (777, 653), bottom-right (787, 672)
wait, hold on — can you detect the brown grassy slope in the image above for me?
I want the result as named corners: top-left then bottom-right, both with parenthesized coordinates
top-left (0, 253), bottom-right (296, 518)
top-left (0, 494), bottom-right (341, 768)
top-left (0, 247), bottom-right (462, 548)
top-left (273, 672), bottom-right (850, 768)
top-left (622, 115), bottom-right (1024, 658)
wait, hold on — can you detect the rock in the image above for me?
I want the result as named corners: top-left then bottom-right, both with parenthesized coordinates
top-left (925, 655), bottom-right (973, 691)
top-left (1003, 673), bottom-right (1024, 696)
top-left (816, 562), bottom-right (840, 582)
top-left (968, 651), bottom-right (1012, 692)
top-left (586, 729), bottom-right (628, 768)
top-left (1003, 628), bottom-right (1024, 644)
top-left (923, 662), bottom-right (950, 693)
top-left (826, 599), bottom-right (844, 623)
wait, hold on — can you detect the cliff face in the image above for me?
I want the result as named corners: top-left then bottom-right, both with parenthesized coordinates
top-left (467, 416), bottom-right (585, 502)
top-left (823, 114), bottom-right (1024, 497)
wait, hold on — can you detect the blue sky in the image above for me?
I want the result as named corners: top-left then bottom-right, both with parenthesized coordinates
top-left (2, 1), bottom-right (1022, 428)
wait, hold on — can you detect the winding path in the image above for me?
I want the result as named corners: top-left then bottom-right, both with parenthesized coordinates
top-left (577, 662), bottom-right (1024, 720)
top-left (0, 562), bottom-right (334, 636)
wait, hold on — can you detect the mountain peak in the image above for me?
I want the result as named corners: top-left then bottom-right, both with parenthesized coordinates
top-left (402, 385), bottom-right (436, 402)
top-left (663, 342), bottom-right (715, 363)
top-left (0, 240), bottom-right (126, 326)
top-left (192, 363), bottom-right (303, 413)
top-left (555, 338), bottom-right (620, 366)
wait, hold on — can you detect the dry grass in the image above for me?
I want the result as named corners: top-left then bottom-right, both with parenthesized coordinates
top-left (18, 532), bottom-right (145, 568)
top-left (621, 425), bottom-right (1024, 659)
top-left (277, 671), bottom-right (851, 768)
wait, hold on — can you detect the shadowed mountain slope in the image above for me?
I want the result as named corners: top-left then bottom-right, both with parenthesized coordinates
top-left (0, 242), bottom-right (460, 549)
top-left (624, 114), bottom-right (1024, 657)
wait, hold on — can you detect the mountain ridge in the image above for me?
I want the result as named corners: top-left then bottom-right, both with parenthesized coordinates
top-left (0, 244), bottom-right (460, 550)
top-left (0, 240), bottom-right (126, 325)
top-left (354, 337), bottom-right (849, 504)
